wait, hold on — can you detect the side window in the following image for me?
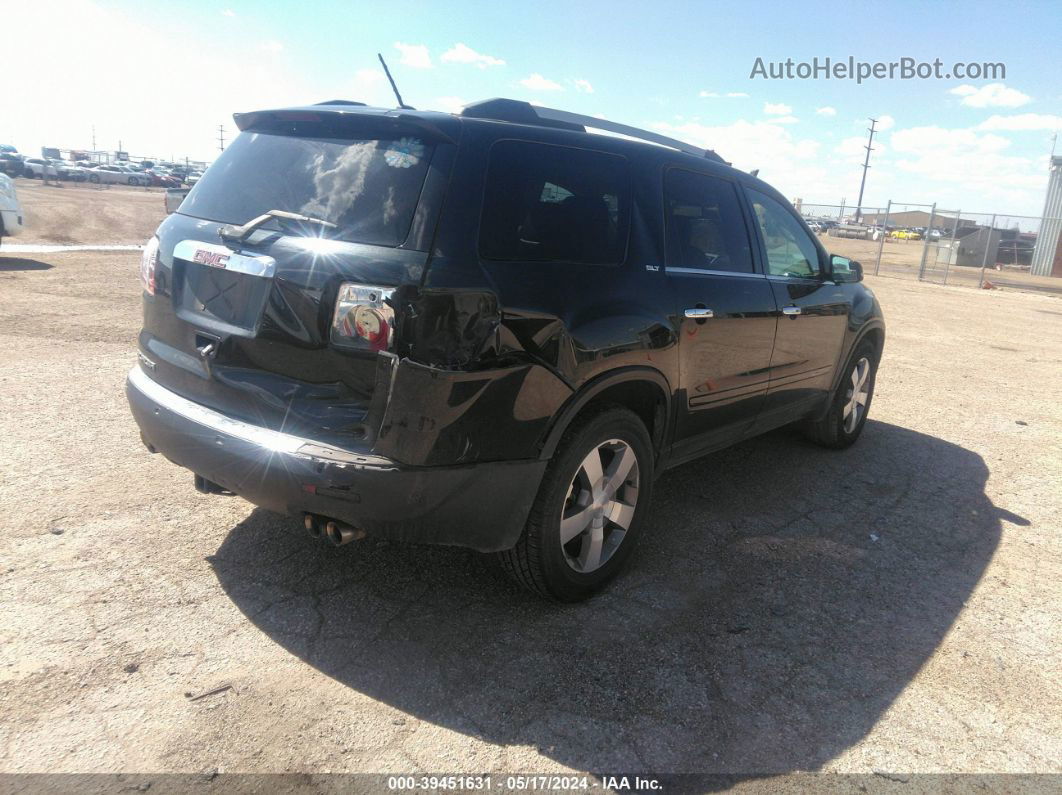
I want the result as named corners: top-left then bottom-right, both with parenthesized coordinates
top-left (746, 188), bottom-right (822, 278)
top-left (665, 169), bottom-right (753, 273)
top-left (479, 141), bottom-right (630, 265)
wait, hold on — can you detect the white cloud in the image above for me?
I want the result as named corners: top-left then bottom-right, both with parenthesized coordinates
top-left (221, 8), bottom-right (235, 17)
top-left (3, 0), bottom-right (321, 163)
top-left (700, 91), bottom-right (748, 98)
top-left (440, 43), bottom-right (505, 69)
top-left (887, 125), bottom-right (1045, 209)
top-left (433, 96), bottom-right (468, 114)
top-left (836, 136), bottom-right (887, 157)
top-left (763, 102), bottom-right (792, 115)
top-left (393, 42), bottom-right (432, 69)
top-left (351, 68), bottom-right (395, 108)
top-left (654, 119), bottom-right (828, 195)
top-left (876, 115), bottom-right (895, 131)
top-left (978, 113), bottom-right (1062, 131)
top-left (573, 79), bottom-right (594, 94)
top-left (520, 73), bottom-right (563, 91)
top-left (949, 83), bottom-right (1031, 108)
top-left (816, 106), bottom-right (837, 116)
top-left (260, 40), bottom-right (284, 53)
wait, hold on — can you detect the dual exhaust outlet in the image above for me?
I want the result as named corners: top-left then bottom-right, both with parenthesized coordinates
top-left (304, 514), bottom-right (366, 546)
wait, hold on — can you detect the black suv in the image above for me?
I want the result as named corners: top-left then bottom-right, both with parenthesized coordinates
top-left (127, 99), bottom-right (884, 601)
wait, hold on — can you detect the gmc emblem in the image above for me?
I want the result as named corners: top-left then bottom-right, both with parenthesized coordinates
top-left (193, 249), bottom-right (230, 268)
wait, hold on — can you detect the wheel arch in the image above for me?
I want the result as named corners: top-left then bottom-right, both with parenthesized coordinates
top-left (828, 320), bottom-right (885, 397)
top-left (538, 367), bottom-right (672, 462)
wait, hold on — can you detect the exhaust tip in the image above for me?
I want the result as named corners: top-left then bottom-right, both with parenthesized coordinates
top-left (325, 520), bottom-right (366, 546)
top-left (304, 514), bottom-right (324, 538)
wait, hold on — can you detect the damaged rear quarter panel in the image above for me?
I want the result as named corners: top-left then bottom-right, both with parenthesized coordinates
top-left (375, 357), bottom-right (572, 466)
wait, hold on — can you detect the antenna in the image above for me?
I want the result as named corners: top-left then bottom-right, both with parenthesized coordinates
top-left (377, 53), bottom-right (414, 110)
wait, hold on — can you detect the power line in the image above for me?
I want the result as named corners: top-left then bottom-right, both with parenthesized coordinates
top-left (854, 118), bottom-right (877, 224)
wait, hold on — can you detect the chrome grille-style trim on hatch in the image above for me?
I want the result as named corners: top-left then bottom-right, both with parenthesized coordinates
top-left (173, 239), bottom-right (277, 278)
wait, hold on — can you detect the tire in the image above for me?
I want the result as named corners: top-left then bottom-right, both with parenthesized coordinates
top-left (803, 339), bottom-right (879, 449)
top-left (89, 173), bottom-right (100, 184)
top-left (127, 176), bottom-right (138, 186)
top-left (498, 406), bottom-right (655, 601)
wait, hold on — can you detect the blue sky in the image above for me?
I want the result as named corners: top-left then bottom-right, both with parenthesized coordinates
top-left (8, 0), bottom-right (1061, 215)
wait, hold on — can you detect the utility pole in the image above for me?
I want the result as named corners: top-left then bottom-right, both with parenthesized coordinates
top-left (854, 118), bottom-right (877, 223)
top-left (217, 124), bottom-right (226, 152)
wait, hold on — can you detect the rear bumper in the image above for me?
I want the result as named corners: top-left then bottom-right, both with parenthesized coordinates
top-left (126, 366), bottom-right (546, 552)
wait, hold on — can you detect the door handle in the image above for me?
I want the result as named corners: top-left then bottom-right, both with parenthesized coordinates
top-left (684, 307), bottom-right (714, 318)
top-left (781, 306), bottom-right (802, 316)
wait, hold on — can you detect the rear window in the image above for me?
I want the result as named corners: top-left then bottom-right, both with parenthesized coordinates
top-left (479, 140), bottom-right (630, 265)
top-left (179, 131), bottom-right (435, 247)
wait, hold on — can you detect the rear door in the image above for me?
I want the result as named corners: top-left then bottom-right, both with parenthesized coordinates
top-left (742, 187), bottom-right (850, 424)
top-left (664, 168), bottom-right (778, 461)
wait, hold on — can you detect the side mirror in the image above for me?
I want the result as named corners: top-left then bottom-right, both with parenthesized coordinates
top-left (164, 187), bottom-right (190, 214)
top-left (830, 254), bottom-right (863, 283)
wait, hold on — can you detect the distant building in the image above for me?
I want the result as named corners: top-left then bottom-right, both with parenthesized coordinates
top-left (859, 209), bottom-right (976, 230)
top-left (1031, 156), bottom-right (1062, 278)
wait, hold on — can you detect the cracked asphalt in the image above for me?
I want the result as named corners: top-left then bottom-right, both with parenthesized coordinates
top-left (1, 251), bottom-right (1060, 776)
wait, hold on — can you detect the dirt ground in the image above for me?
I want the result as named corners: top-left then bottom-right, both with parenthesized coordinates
top-left (0, 249), bottom-right (1060, 780)
top-left (4, 178), bottom-right (166, 245)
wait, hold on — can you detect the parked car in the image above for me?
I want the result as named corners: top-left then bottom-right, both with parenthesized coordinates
top-left (0, 173), bottom-right (24, 244)
top-left (85, 164), bottom-right (150, 186)
top-left (22, 158), bottom-right (60, 179)
top-left (891, 228), bottom-right (922, 241)
top-left (52, 159), bottom-right (93, 182)
top-left (0, 152), bottom-right (24, 177)
top-left (126, 99), bottom-right (885, 600)
top-left (147, 169), bottom-right (182, 188)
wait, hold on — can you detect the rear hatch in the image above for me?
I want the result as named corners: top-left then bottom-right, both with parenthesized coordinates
top-left (139, 107), bottom-right (458, 448)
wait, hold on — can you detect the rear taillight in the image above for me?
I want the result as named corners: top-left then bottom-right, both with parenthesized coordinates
top-left (330, 283), bottom-right (395, 352)
top-left (140, 236), bottom-right (159, 295)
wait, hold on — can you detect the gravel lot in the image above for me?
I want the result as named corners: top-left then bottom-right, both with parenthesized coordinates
top-left (1, 250), bottom-right (1060, 778)
top-left (4, 179), bottom-right (165, 245)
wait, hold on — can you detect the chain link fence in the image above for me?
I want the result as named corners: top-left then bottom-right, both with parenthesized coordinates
top-left (795, 200), bottom-right (1062, 295)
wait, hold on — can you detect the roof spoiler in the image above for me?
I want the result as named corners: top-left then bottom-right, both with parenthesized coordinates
top-left (461, 98), bottom-right (726, 163)
top-left (232, 107), bottom-right (458, 144)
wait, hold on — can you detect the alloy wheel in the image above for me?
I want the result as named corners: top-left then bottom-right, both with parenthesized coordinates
top-left (560, 439), bottom-right (639, 573)
top-left (843, 357), bottom-right (871, 433)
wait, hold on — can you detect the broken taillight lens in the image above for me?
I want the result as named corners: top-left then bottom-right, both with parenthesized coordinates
top-left (140, 236), bottom-right (159, 295)
top-left (330, 283), bottom-right (395, 352)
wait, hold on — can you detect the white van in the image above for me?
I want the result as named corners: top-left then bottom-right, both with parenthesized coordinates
top-left (0, 173), bottom-right (24, 243)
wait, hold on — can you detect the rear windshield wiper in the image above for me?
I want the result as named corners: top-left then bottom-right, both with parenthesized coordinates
top-left (219, 209), bottom-right (338, 244)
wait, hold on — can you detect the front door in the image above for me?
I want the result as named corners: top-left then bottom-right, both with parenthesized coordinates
top-left (665, 168), bottom-right (778, 463)
top-left (743, 187), bottom-right (850, 426)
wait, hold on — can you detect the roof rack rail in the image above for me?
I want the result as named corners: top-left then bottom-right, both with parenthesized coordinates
top-left (460, 98), bottom-right (726, 163)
